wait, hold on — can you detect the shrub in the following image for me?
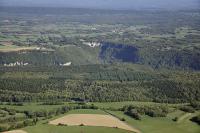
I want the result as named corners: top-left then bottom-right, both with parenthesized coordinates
top-left (15, 122), bottom-right (24, 128)
top-left (190, 101), bottom-right (200, 110)
top-left (190, 115), bottom-right (200, 125)
top-left (24, 111), bottom-right (35, 118)
top-left (0, 125), bottom-right (9, 132)
top-left (173, 117), bottom-right (178, 122)
top-left (123, 105), bottom-right (168, 119)
top-left (58, 123), bottom-right (67, 126)
top-left (145, 110), bottom-right (167, 117)
top-left (180, 106), bottom-right (195, 113)
top-left (125, 109), bottom-right (141, 120)
top-left (120, 118), bottom-right (126, 121)
top-left (79, 123), bottom-right (84, 126)
top-left (23, 119), bottom-right (34, 126)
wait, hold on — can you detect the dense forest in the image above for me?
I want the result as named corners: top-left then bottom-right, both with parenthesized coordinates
top-left (0, 65), bottom-right (199, 103)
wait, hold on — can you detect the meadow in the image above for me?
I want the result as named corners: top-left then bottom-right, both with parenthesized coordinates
top-left (1, 102), bottom-right (199, 133)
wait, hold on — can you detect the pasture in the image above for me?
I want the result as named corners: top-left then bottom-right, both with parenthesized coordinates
top-left (106, 110), bottom-right (200, 133)
top-left (0, 102), bottom-right (199, 133)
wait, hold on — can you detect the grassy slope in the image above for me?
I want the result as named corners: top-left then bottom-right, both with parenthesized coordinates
top-left (0, 102), bottom-right (71, 111)
top-left (0, 101), bottom-right (179, 112)
top-left (22, 107), bottom-right (200, 133)
top-left (107, 111), bottom-right (200, 133)
top-left (1, 102), bottom-right (199, 133)
top-left (25, 125), bottom-right (133, 133)
top-left (91, 101), bottom-right (185, 109)
top-left (92, 102), bottom-right (200, 133)
top-left (67, 109), bottom-right (107, 114)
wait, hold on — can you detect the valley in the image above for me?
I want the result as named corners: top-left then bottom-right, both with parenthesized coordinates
top-left (0, 6), bottom-right (200, 133)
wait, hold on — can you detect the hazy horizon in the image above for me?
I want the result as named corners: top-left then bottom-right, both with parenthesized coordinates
top-left (0, 0), bottom-right (200, 10)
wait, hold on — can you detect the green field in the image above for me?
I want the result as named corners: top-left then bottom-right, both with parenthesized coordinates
top-left (0, 102), bottom-right (70, 111)
top-left (19, 108), bottom-right (199, 133)
top-left (23, 109), bottom-right (133, 133)
top-left (106, 110), bottom-right (200, 133)
top-left (25, 125), bottom-right (133, 133)
top-left (1, 102), bottom-right (199, 133)
top-left (91, 101), bottom-right (184, 110)
top-left (67, 109), bottom-right (107, 114)
top-left (0, 101), bottom-right (184, 112)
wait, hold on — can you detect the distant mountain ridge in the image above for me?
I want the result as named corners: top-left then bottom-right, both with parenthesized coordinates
top-left (0, 0), bottom-right (199, 10)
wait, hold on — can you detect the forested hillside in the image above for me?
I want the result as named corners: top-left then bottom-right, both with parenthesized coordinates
top-left (0, 7), bottom-right (200, 103)
top-left (0, 65), bottom-right (199, 103)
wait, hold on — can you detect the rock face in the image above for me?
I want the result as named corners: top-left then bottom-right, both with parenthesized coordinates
top-left (99, 42), bottom-right (139, 63)
top-left (0, 42), bottom-right (200, 70)
top-left (60, 62), bottom-right (72, 66)
top-left (84, 42), bottom-right (101, 47)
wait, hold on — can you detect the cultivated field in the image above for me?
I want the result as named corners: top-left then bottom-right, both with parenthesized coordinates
top-left (0, 46), bottom-right (37, 52)
top-left (3, 130), bottom-right (27, 133)
top-left (49, 114), bottom-right (139, 133)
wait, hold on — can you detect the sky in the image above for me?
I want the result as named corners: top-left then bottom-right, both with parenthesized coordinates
top-left (0, 0), bottom-right (200, 10)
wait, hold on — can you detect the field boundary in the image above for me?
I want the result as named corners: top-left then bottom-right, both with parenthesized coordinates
top-left (103, 110), bottom-right (141, 133)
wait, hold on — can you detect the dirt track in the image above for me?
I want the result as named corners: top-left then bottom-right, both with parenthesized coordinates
top-left (49, 114), bottom-right (140, 133)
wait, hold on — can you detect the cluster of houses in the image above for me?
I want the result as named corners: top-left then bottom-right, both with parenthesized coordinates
top-left (3, 61), bottom-right (29, 67)
top-left (3, 62), bottom-right (72, 67)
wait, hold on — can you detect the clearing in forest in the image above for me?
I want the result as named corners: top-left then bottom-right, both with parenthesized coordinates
top-left (49, 114), bottom-right (140, 133)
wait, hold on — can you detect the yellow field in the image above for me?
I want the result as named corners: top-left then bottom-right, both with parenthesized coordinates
top-left (3, 130), bottom-right (27, 133)
top-left (0, 42), bottom-right (38, 52)
top-left (49, 114), bottom-right (140, 133)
